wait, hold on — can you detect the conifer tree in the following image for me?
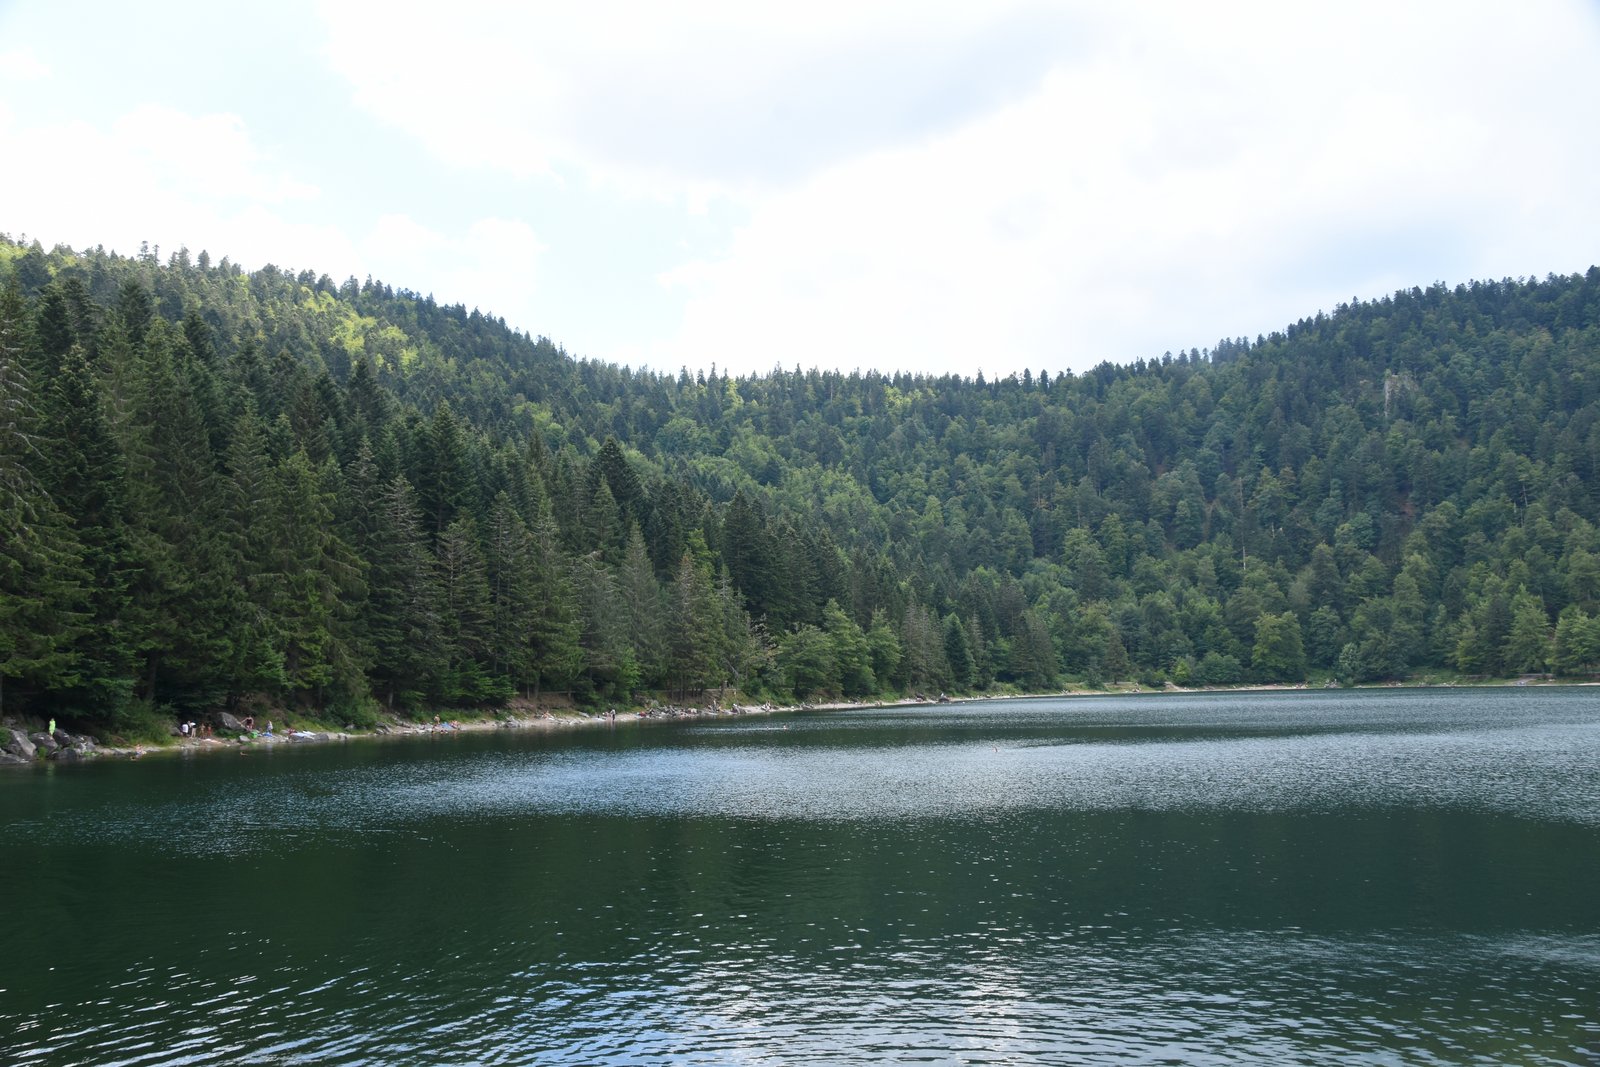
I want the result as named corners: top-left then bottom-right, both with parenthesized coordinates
top-left (524, 506), bottom-right (582, 701)
top-left (571, 550), bottom-right (636, 701)
top-left (943, 613), bottom-right (975, 690)
top-left (483, 492), bottom-right (538, 687)
top-left (437, 515), bottom-right (497, 700)
top-left (865, 609), bottom-right (904, 692)
top-left (120, 320), bottom-right (236, 708)
top-left (43, 347), bottom-right (136, 710)
top-left (714, 568), bottom-right (770, 700)
top-left (667, 548), bottom-right (720, 700)
top-left (0, 282), bottom-right (87, 715)
top-left (366, 475), bottom-right (445, 707)
top-left (224, 407), bottom-right (285, 698)
top-left (619, 524), bottom-right (666, 688)
top-left (268, 450), bottom-right (367, 705)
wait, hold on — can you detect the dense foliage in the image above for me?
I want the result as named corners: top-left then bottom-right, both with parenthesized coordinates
top-left (4, 234), bottom-right (1600, 730)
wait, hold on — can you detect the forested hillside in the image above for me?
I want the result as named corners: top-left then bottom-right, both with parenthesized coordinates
top-left (4, 235), bottom-right (1600, 734)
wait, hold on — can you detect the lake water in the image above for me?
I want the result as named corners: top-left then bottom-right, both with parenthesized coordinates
top-left (3, 688), bottom-right (1599, 1065)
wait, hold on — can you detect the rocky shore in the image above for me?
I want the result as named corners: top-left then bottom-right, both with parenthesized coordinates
top-left (0, 698), bottom-right (828, 766)
top-left (2, 725), bottom-right (103, 765)
top-left (7, 680), bottom-right (1575, 768)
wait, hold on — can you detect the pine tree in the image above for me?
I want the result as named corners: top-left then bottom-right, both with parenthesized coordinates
top-left (1014, 609), bottom-right (1058, 689)
top-left (268, 450), bottom-right (367, 705)
top-left (42, 347), bottom-right (137, 710)
top-left (416, 401), bottom-right (468, 537)
top-left (714, 568), bottom-right (770, 700)
top-left (224, 407), bottom-right (287, 698)
top-left (483, 492), bottom-right (538, 688)
top-left (667, 549), bottom-right (720, 700)
top-left (901, 600), bottom-right (949, 692)
top-left (436, 516), bottom-right (498, 701)
top-left (619, 524), bottom-right (666, 688)
top-left (942, 612), bottom-right (974, 690)
top-left (587, 478), bottom-right (625, 565)
top-left (778, 623), bottom-right (835, 699)
top-left (120, 320), bottom-right (237, 709)
top-left (571, 550), bottom-right (636, 702)
top-left (865, 609), bottom-right (904, 692)
top-left (366, 475), bottom-right (446, 707)
top-left (524, 506), bottom-right (582, 701)
top-left (592, 435), bottom-right (643, 526)
top-left (1553, 606), bottom-right (1600, 675)
top-left (0, 282), bottom-right (87, 715)
top-left (1503, 590), bottom-right (1552, 674)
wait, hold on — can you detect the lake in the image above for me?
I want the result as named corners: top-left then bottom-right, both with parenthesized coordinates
top-left (3, 688), bottom-right (1599, 1065)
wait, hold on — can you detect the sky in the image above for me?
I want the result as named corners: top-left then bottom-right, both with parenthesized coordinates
top-left (2, 1), bottom-right (1598, 379)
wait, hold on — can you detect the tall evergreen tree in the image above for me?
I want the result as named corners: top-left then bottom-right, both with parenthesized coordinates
top-left (0, 283), bottom-right (87, 715)
top-left (619, 524), bottom-right (666, 688)
top-left (436, 515), bottom-right (498, 700)
top-left (524, 506), bottom-right (582, 701)
top-left (268, 450), bottom-right (367, 705)
top-left (366, 475), bottom-right (446, 707)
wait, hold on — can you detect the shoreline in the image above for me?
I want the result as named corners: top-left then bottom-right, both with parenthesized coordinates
top-left (8, 677), bottom-right (1593, 766)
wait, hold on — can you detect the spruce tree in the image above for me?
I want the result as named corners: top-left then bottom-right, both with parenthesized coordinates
top-left (524, 505), bottom-right (582, 701)
top-left (366, 475), bottom-right (446, 708)
top-left (436, 515), bottom-right (497, 701)
top-left (0, 283), bottom-right (87, 715)
top-left (268, 450), bottom-right (367, 706)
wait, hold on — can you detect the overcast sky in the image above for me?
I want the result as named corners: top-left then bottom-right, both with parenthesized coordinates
top-left (2, 1), bottom-right (1597, 378)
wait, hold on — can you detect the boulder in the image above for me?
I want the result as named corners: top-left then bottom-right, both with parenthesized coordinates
top-left (0, 751), bottom-right (28, 766)
top-left (215, 711), bottom-right (246, 733)
top-left (4, 728), bottom-right (34, 760)
top-left (29, 732), bottom-right (58, 753)
top-left (49, 746), bottom-right (83, 763)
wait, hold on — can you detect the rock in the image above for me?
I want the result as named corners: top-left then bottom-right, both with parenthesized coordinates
top-left (215, 711), bottom-right (246, 733)
top-left (4, 728), bottom-right (34, 760)
top-left (29, 732), bottom-right (58, 753)
top-left (49, 746), bottom-right (83, 763)
top-left (0, 751), bottom-right (29, 766)
top-left (53, 728), bottom-right (73, 745)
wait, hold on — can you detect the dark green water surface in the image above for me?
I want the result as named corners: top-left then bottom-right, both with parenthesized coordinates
top-left (3, 688), bottom-right (1599, 1064)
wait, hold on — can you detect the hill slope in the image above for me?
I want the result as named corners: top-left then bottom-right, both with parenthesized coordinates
top-left (4, 235), bottom-right (1600, 731)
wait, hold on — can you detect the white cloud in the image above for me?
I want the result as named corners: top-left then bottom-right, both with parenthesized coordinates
top-left (315, 1), bottom-right (1600, 376)
top-left (6, 2), bottom-right (1599, 379)
top-left (363, 214), bottom-right (546, 321)
top-left (316, 0), bottom-right (1077, 193)
top-left (0, 103), bottom-right (340, 269)
top-left (0, 101), bottom-right (546, 332)
top-left (0, 48), bottom-right (50, 81)
top-left (110, 105), bottom-right (321, 204)
top-left (644, 1), bottom-right (1600, 375)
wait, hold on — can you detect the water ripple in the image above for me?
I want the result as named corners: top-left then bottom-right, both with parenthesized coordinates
top-left (5, 689), bottom-right (1599, 1065)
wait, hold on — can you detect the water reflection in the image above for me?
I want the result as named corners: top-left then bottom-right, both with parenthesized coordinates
top-left (3, 688), bottom-right (1599, 1064)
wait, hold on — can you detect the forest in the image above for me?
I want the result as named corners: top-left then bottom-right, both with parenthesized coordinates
top-left (4, 234), bottom-right (1600, 736)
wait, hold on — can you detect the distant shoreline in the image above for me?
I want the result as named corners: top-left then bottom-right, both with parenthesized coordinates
top-left (13, 678), bottom-right (1594, 766)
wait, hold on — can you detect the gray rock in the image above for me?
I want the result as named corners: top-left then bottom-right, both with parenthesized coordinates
top-left (215, 712), bottom-right (246, 733)
top-left (4, 728), bottom-right (34, 759)
top-left (0, 751), bottom-right (29, 766)
top-left (53, 728), bottom-right (73, 745)
top-left (49, 746), bottom-right (82, 763)
top-left (29, 732), bottom-right (58, 752)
